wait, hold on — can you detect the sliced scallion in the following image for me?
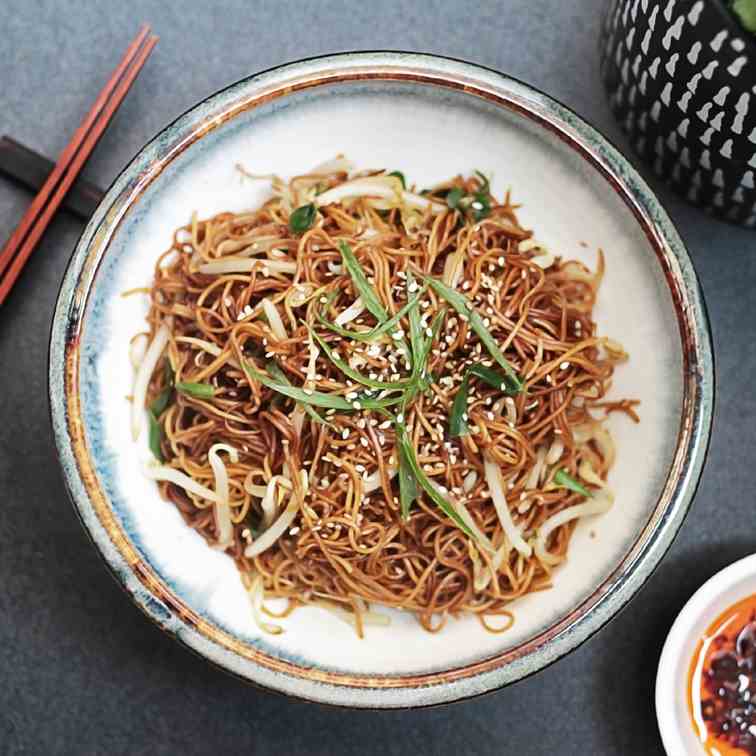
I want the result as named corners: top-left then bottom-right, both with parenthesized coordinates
top-left (337, 241), bottom-right (388, 323)
top-left (553, 468), bottom-right (593, 498)
top-left (424, 276), bottom-right (523, 393)
top-left (289, 203), bottom-right (317, 234)
top-left (243, 363), bottom-right (401, 410)
top-left (265, 361), bottom-right (328, 426)
top-left (467, 363), bottom-right (520, 395)
top-left (446, 187), bottom-right (465, 210)
top-left (395, 423), bottom-right (472, 536)
top-left (388, 170), bottom-right (406, 189)
top-left (317, 285), bottom-right (426, 343)
top-left (308, 327), bottom-right (412, 390)
top-left (474, 170), bottom-right (490, 194)
top-left (175, 381), bottom-right (216, 399)
top-left (449, 374), bottom-right (471, 437)
top-left (397, 442), bottom-right (418, 520)
top-left (148, 412), bottom-right (164, 462)
top-left (149, 386), bottom-right (172, 417)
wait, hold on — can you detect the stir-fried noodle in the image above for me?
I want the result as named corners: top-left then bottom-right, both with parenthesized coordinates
top-left (130, 158), bottom-right (637, 635)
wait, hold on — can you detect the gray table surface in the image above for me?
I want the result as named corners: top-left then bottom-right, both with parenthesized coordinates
top-left (1, 1), bottom-right (755, 754)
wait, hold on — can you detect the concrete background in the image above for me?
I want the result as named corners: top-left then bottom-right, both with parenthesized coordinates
top-left (1, 1), bottom-right (755, 753)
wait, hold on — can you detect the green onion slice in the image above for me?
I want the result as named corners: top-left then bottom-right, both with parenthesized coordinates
top-left (317, 285), bottom-right (427, 343)
top-left (395, 423), bottom-right (472, 536)
top-left (149, 386), bottom-right (172, 417)
top-left (289, 203), bottom-right (317, 234)
top-left (397, 442), bottom-right (418, 520)
top-left (244, 362), bottom-right (401, 410)
top-left (148, 412), bottom-right (164, 463)
top-left (175, 381), bottom-right (216, 399)
top-left (265, 361), bottom-right (328, 426)
top-left (424, 276), bottom-right (523, 393)
top-left (449, 374), bottom-right (471, 437)
top-left (338, 241), bottom-right (389, 323)
top-left (308, 327), bottom-right (412, 390)
top-left (388, 170), bottom-right (406, 189)
top-left (553, 468), bottom-right (593, 498)
top-left (446, 187), bottom-right (465, 210)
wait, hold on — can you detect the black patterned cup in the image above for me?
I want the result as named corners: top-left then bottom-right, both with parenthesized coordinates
top-left (601, 0), bottom-right (756, 226)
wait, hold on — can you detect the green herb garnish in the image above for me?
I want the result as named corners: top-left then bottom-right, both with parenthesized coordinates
top-left (289, 203), bottom-right (317, 234)
top-left (388, 170), bottom-right (406, 189)
top-left (148, 411), bottom-right (164, 463)
top-left (243, 362), bottom-right (401, 410)
top-left (449, 373), bottom-right (471, 437)
top-left (175, 381), bottom-right (216, 399)
top-left (338, 241), bottom-right (389, 323)
top-left (398, 442), bottom-right (418, 520)
top-left (317, 285), bottom-right (427, 343)
top-left (395, 422), bottom-right (472, 535)
top-left (149, 386), bottom-right (172, 417)
top-left (448, 363), bottom-right (520, 437)
top-left (308, 326), bottom-right (413, 390)
top-left (467, 363), bottom-right (521, 395)
top-left (446, 187), bottom-right (465, 210)
top-left (553, 469), bottom-right (593, 498)
top-left (474, 170), bottom-right (490, 194)
top-left (265, 361), bottom-right (329, 426)
top-left (424, 276), bottom-right (523, 393)
top-left (470, 192), bottom-right (491, 221)
top-left (163, 358), bottom-right (175, 387)
top-left (406, 272), bottom-right (424, 373)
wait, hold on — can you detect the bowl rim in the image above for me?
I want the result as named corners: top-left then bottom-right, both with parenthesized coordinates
top-left (48, 50), bottom-right (715, 708)
top-left (656, 554), bottom-right (756, 755)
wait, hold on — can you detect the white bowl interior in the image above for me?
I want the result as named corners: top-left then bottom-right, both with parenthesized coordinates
top-left (79, 80), bottom-right (684, 678)
top-left (657, 555), bottom-right (756, 756)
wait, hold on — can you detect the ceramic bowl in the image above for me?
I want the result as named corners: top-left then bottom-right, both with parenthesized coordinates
top-left (656, 555), bottom-right (756, 754)
top-left (49, 52), bottom-right (714, 708)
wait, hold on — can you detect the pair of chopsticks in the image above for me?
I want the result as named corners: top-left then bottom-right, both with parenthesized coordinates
top-left (0, 25), bottom-right (158, 307)
top-left (0, 136), bottom-right (104, 222)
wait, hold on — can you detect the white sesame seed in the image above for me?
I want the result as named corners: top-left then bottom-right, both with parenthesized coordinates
top-left (341, 428), bottom-right (349, 440)
top-left (352, 401), bottom-right (362, 410)
top-left (289, 526), bottom-right (300, 536)
top-left (396, 413), bottom-right (404, 424)
top-left (560, 361), bottom-right (570, 370)
top-left (303, 388), bottom-right (313, 395)
top-left (360, 438), bottom-right (369, 447)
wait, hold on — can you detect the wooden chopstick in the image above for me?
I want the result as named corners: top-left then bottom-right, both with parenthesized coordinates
top-left (0, 136), bottom-right (104, 222)
top-left (0, 26), bottom-right (158, 306)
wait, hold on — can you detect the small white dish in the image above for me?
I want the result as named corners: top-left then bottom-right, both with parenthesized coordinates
top-left (657, 554), bottom-right (756, 755)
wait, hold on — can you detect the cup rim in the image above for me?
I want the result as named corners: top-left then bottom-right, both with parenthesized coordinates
top-left (656, 554), bottom-right (756, 755)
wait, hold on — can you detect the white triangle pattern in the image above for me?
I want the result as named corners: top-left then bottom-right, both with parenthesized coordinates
top-left (600, 0), bottom-right (756, 224)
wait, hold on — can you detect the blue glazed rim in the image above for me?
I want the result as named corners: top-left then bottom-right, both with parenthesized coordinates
top-left (48, 51), bottom-right (714, 708)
